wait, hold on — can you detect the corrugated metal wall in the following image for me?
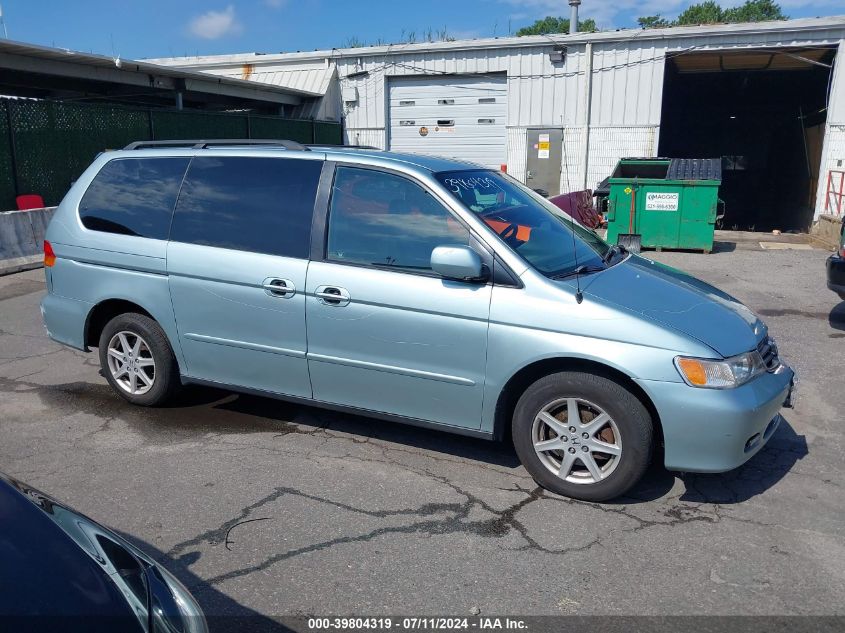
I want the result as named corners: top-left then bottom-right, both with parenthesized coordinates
top-left (332, 26), bottom-right (845, 219)
top-left (818, 125), bottom-right (845, 214)
top-left (163, 22), bottom-right (845, 219)
top-left (814, 38), bottom-right (845, 216)
top-left (336, 39), bottom-right (666, 193)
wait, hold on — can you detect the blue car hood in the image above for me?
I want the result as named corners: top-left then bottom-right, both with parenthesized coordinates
top-left (581, 255), bottom-right (765, 357)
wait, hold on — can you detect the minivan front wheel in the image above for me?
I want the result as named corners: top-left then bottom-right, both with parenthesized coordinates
top-left (512, 372), bottom-right (652, 501)
top-left (98, 313), bottom-right (180, 406)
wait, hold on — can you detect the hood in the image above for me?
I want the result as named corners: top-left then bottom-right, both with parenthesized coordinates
top-left (0, 475), bottom-right (139, 626)
top-left (580, 255), bottom-right (765, 357)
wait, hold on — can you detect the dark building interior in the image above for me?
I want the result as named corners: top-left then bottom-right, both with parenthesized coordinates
top-left (659, 46), bottom-right (836, 232)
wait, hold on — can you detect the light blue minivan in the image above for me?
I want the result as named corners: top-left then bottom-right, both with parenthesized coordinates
top-left (41, 140), bottom-right (794, 501)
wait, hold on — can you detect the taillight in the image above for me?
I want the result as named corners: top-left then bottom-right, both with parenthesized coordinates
top-left (43, 240), bottom-right (56, 267)
top-left (840, 246), bottom-right (845, 258)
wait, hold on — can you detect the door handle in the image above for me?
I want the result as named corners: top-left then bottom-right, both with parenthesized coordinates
top-left (262, 277), bottom-right (296, 298)
top-left (315, 285), bottom-right (351, 307)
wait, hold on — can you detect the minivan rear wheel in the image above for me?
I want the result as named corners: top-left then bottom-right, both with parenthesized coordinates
top-left (512, 371), bottom-right (652, 502)
top-left (98, 313), bottom-right (180, 406)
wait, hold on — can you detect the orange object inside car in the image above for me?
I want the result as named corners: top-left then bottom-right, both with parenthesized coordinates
top-left (483, 218), bottom-right (532, 242)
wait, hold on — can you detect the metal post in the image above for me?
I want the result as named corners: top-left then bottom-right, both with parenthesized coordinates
top-left (581, 42), bottom-right (593, 189)
top-left (174, 91), bottom-right (183, 111)
top-left (5, 100), bottom-right (20, 197)
top-left (840, 171), bottom-right (845, 215)
top-left (569, 0), bottom-right (581, 34)
top-left (826, 170), bottom-right (832, 213)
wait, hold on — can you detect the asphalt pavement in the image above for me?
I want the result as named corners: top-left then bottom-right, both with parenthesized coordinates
top-left (0, 233), bottom-right (843, 624)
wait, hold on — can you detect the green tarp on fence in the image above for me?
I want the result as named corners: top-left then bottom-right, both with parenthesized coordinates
top-left (0, 98), bottom-right (342, 210)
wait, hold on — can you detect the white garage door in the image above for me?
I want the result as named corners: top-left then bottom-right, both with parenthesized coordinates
top-left (388, 75), bottom-right (507, 168)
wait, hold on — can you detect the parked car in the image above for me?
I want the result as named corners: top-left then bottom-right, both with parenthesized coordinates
top-left (40, 140), bottom-right (794, 501)
top-left (0, 471), bottom-right (206, 632)
top-left (826, 220), bottom-right (845, 300)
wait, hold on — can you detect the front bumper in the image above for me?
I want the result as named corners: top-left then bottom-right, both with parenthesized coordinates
top-left (827, 254), bottom-right (845, 299)
top-left (637, 364), bottom-right (795, 473)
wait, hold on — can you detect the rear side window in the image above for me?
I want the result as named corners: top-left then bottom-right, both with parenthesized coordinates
top-left (79, 157), bottom-right (189, 239)
top-left (170, 156), bottom-right (322, 259)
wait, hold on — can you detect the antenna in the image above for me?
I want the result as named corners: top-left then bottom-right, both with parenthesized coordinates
top-left (559, 123), bottom-right (584, 304)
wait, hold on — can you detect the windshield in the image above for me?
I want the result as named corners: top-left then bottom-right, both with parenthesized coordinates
top-left (435, 169), bottom-right (612, 278)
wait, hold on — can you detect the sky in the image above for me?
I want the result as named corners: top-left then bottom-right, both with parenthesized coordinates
top-left (2, 0), bottom-right (844, 60)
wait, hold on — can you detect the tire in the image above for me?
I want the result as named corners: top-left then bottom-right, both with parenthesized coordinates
top-left (512, 371), bottom-right (653, 502)
top-left (98, 312), bottom-right (181, 406)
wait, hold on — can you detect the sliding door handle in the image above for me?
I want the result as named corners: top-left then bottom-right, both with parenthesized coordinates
top-left (262, 277), bottom-right (296, 298)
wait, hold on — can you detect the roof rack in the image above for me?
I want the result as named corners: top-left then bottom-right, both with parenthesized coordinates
top-left (122, 139), bottom-right (310, 151)
top-left (306, 144), bottom-right (378, 150)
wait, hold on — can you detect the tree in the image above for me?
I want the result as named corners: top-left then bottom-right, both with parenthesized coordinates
top-left (638, 0), bottom-right (787, 28)
top-left (675, 1), bottom-right (725, 25)
top-left (516, 16), bottom-right (598, 36)
top-left (723, 0), bottom-right (787, 22)
top-left (637, 15), bottom-right (671, 28)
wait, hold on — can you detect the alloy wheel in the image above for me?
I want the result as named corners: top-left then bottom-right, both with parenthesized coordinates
top-left (531, 397), bottom-right (622, 485)
top-left (106, 331), bottom-right (156, 396)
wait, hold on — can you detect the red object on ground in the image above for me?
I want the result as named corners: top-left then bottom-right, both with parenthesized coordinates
top-left (16, 194), bottom-right (45, 211)
top-left (548, 190), bottom-right (603, 229)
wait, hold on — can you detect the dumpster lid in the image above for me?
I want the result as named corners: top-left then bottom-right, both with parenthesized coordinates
top-left (608, 157), bottom-right (722, 182)
top-left (667, 158), bottom-right (722, 181)
top-left (594, 177), bottom-right (610, 197)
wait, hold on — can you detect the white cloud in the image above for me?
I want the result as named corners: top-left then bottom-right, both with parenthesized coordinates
top-left (188, 5), bottom-right (243, 39)
top-left (776, 0), bottom-right (845, 7)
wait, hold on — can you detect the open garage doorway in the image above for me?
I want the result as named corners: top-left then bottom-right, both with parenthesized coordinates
top-left (658, 47), bottom-right (836, 232)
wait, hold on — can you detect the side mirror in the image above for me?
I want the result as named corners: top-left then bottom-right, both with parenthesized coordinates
top-left (431, 245), bottom-right (486, 282)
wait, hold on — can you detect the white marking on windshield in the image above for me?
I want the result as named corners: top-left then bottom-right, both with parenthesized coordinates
top-left (443, 176), bottom-right (504, 194)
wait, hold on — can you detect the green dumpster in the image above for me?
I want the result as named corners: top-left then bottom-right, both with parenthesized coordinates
top-left (605, 158), bottom-right (722, 253)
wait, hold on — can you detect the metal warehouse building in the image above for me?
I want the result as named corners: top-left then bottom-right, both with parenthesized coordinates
top-left (154, 16), bottom-right (845, 232)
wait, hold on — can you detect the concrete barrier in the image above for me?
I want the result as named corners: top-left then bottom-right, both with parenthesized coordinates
top-left (0, 207), bottom-right (57, 276)
top-left (811, 214), bottom-right (844, 250)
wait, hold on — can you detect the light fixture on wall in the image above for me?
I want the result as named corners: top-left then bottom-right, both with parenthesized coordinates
top-left (549, 46), bottom-right (567, 64)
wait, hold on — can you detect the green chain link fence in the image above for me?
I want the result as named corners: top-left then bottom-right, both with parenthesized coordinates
top-left (0, 98), bottom-right (343, 210)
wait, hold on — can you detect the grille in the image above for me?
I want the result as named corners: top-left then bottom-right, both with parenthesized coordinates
top-left (757, 336), bottom-right (780, 371)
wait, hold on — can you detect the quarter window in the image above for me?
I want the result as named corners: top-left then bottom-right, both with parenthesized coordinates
top-left (79, 157), bottom-right (189, 239)
top-left (170, 156), bottom-right (322, 259)
top-left (327, 167), bottom-right (469, 272)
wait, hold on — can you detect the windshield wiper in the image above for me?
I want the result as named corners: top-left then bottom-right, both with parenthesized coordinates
top-left (602, 243), bottom-right (627, 265)
top-left (551, 265), bottom-right (606, 280)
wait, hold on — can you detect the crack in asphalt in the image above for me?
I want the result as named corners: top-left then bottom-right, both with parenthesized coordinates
top-left (0, 360), bottom-right (831, 591)
top-left (186, 479), bottom-right (600, 587)
top-left (225, 517), bottom-right (272, 551)
top-left (162, 456), bottom-right (743, 588)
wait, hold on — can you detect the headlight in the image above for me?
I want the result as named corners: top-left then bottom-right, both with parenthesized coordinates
top-left (674, 351), bottom-right (766, 389)
top-left (147, 564), bottom-right (209, 633)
